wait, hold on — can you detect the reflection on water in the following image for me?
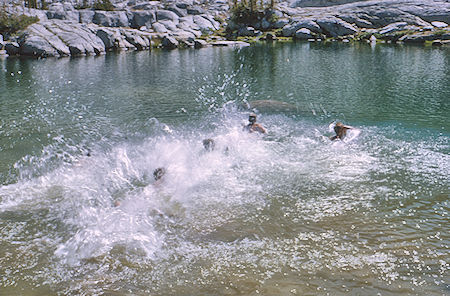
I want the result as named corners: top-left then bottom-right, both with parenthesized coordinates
top-left (0, 43), bottom-right (449, 295)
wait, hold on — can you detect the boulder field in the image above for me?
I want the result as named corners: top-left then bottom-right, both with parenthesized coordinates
top-left (0, 0), bottom-right (449, 58)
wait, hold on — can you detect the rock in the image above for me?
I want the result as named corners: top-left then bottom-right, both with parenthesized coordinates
top-left (211, 40), bottom-right (250, 47)
top-left (261, 18), bottom-right (271, 30)
top-left (339, 14), bottom-right (374, 28)
top-left (156, 10), bottom-right (179, 24)
top-left (0, 35), bottom-right (4, 49)
top-left (202, 15), bottom-right (221, 30)
top-left (161, 35), bottom-right (179, 49)
top-left (152, 22), bottom-right (169, 33)
top-left (23, 22), bottom-right (71, 56)
top-left (194, 39), bottom-right (208, 48)
top-left (266, 32), bottom-right (277, 41)
top-left (93, 11), bottom-right (129, 27)
top-left (432, 40), bottom-right (443, 46)
top-left (131, 11), bottom-right (156, 29)
top-left (378, 22), bottom-right (408, 34)
top-left (5, 42), bottom-right (20, 56)
top-left (193, 15), bottom-right (215, 34)
top-left (20, 35), bottom-right (59, 57)
top-left (44, 21), bottom-right (104, 56)
top-left (172, 30), bottom-right (196, 41)
top-left (79, 10), bottom-right (95, 23)
top-left (96, 28), bottom-right (117, 49)
top-left (274, 18), bottom-right (290, 29)
top-left (187, 6), bottom-right (206, 15)
top-left (399, 33), bottom-right (437, 43)
top-left (122, 30), bottom-right (149, 50)
top-left (295, 28), bottom-right (314, 40)
top-left (167, 5), bottom-right (188, 17)
top-left (159, 20), bottom-right (178, 31)
top-left (282, 19), bottom-right (321, 37)
top-left (176, 1), bottom-right (194, 9)
top-left (238, 26), bottom-right (256, 37)
top-left (316, 17), bottom-right (358, 37)
top-left (369, 35), bottom-right (377, 42)
top-left (431, 21), bottom-right (448, 28)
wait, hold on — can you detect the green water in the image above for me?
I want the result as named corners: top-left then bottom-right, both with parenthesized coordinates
top-left (0, 42), bottom-right (449, 295)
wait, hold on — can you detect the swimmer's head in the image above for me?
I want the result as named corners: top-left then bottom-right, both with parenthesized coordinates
top-left (203, 138), bottom-right (215, 151)
top-left (153, 167), bottom-right (166, 181)
top-left (249, 113), bottom-right (257, 124)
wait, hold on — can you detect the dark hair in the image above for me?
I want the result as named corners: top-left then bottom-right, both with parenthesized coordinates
top-left (153, 167), bottom-right (166, 181)
top-left (203, 138), bottom-right (215, 151)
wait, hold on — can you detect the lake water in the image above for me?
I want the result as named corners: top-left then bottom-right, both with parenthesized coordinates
top-left (0, 42), bottom-right (449, 295)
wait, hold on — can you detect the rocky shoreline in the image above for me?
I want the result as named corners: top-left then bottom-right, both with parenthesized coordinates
top-left (0, 0), bottom-right (449, 58)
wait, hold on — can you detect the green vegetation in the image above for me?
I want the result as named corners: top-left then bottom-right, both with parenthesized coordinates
top-left (75, 0), bottom-right (92, 9)
top-left (0, 11), bottom-right (39, 37)
top-left (93, 0), bottom-right (115, 11)
top-left (229, 0), bottom-right (276, 26)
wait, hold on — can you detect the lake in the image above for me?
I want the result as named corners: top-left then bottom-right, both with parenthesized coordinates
top-left (0, 42), bottom-right (449, 295)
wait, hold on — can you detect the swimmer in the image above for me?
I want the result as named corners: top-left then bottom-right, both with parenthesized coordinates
top-left (202, 138), bottom-right (215, 152)
top-left (330, 122), bottom-right (352, 141)
top-left (114, 167), bottom-right (166, 207)
top-left (244, 113), bottom-right (266, 134)
top-left (153, 167), bottom-right (166, 181)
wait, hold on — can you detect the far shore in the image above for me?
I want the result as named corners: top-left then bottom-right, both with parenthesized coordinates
top-left (1, 0), bottom-right (449, 58)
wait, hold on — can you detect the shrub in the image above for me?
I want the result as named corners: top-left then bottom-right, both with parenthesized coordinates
top-left (93, 0), bottom-right (115, 11)
top-left (0, 11), bottom-right (39, 37)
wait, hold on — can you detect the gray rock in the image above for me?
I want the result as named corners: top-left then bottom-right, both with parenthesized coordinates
top-left (211, 40), bottom-right (250, 47)
top-left (93, 11), bottom-right (130, 27)
top-left (0, 35), bottom-right (4, 50)
top-left (152, 22), bottom-right (169, 33)
top-left (399, 33), bottom-right (437, 43)
top-left (316, 17), bottom-right (357, 37)
top-left (176, 1), bottom-right (193, 9)
top-left (295, 28), bottom-right (314, 39)
top-left (187, 6), bottom-right (206, 15)
top-left (167, 5), bottom-right (188, 17)
top-left (431, 21), bottom-right (448, 28)
top-left (20, 35), bottom-right (59, 57)
top-left (282, 19), bottom-right (321, 37)
top-left (274, 18), bottom-right (290, 29)
top-left (24, 22), bottom-right (71, 56)
top-left (265, 32), bottom-right (277, 41)
top-left (238, 26), bottom-right (256, 37)
top-left (45, 21), bottom-right (105, 55)
top-left (79, 10), bottom-right (95, 23)
top-left (202, 15), bottom-right (221, 30)
top-left (193, 15), bottom-right (215, 34)
top-left (96, 28), bottom-right (116, 49)
top-left (194, 39), bottom-right (208, 48)
top-left (261, 18), bottom-right (271, 30)
top-left (159, 20), bottom-right (178, 31)
top-left (378, 22), bottom-right (408, 35)
top-left (173, 30), bottom-right (196, 41)
top-left (161, 35), bottom-right (179, 49)
top-left (24, 8), bottom-right (48, 22)
top-left (5, 42), bottom-right (20, 55)
top-left (122, 30), bottom-right (149, 50)
top-left (131, 11), bottom-right (156, 29)
top-left (156, 10), bottom-right (179, 24)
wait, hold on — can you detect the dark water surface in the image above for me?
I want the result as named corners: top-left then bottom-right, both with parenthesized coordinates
top-left (0, 42), bottom-right (449, 295)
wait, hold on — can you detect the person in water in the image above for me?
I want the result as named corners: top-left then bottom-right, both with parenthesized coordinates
top-left (244, 113), bottom-right (266, 134)
top-left (114, 167), bottom-right (166, 207)
top-left (202, 138), bottom-right (215, 152)
top-left (153, 167), bottom-right (166, 182)
top-left (330, 122), bottom-right (351, 141)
